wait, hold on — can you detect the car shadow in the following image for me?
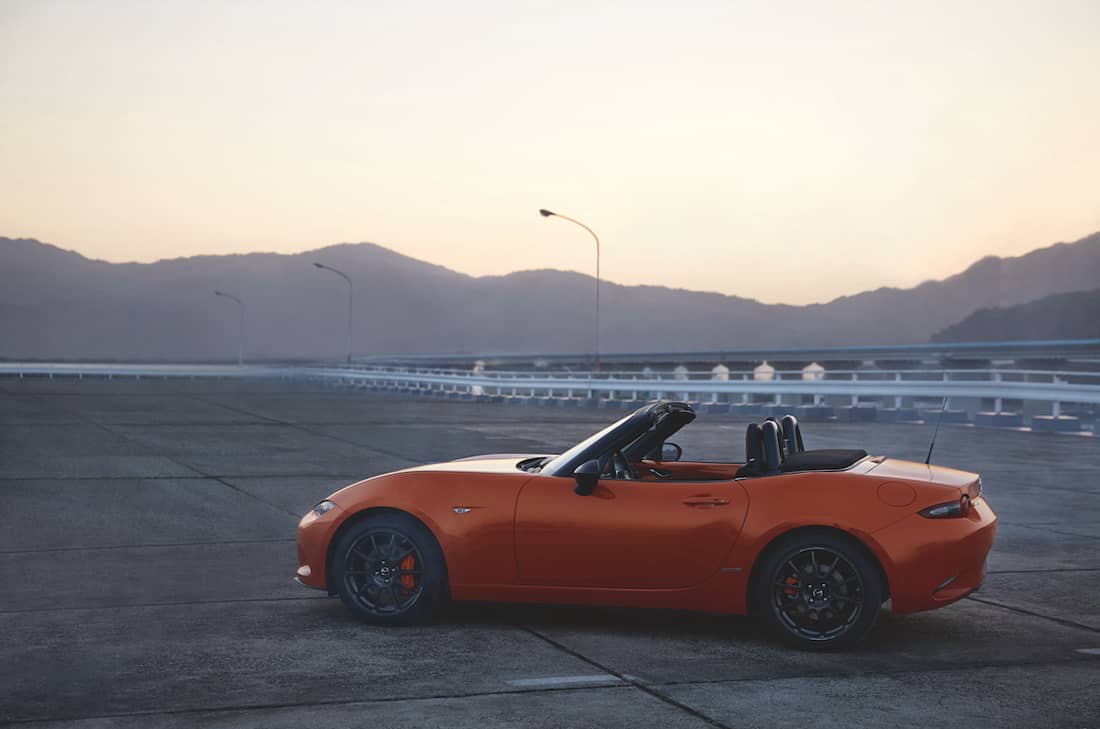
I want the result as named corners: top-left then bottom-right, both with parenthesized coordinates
top-left (314, 594), bottom-right (982, 657)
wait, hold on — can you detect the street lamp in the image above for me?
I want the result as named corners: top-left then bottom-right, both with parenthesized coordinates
top-left (313, 262), bottom-right (354, 365)
top-left (213, 290), bottom-right (244, 366)
top-left (539, 208), bottom-right (601, 372)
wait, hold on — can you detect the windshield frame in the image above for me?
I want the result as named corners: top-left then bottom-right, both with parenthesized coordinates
top-left (540, 401), bottom-right (695, 477)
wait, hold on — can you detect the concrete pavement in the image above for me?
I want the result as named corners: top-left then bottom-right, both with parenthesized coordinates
top-left (1, 380), bottom-right (1098, 728)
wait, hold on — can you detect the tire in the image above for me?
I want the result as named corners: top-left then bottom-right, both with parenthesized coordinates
top-left (330, 511), bottom-right (447, 626)
top-left (753, 529), bottom-right (883, 650)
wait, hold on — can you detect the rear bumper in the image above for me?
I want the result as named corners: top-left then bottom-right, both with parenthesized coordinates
top-left (875, 496), bottom-right (997, 614)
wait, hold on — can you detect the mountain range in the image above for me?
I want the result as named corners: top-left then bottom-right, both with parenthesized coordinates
top-left (931, 287), bottom-right (1100, 342)
top-left (1, 231), bottom-right (1099, 361)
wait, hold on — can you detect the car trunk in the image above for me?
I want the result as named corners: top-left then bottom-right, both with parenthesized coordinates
top-left (868, 458), bottom-right (981, 496)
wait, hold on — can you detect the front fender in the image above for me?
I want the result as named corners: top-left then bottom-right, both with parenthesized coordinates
top-left (325, 470), bottom-right (533, 589)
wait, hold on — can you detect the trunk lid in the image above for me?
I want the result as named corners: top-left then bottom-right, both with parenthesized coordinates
top-left (869, 458), bottom-right (981, 496)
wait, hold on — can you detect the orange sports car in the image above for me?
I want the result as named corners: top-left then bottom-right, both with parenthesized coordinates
top-left (296, 401), bottom-right (996, 649)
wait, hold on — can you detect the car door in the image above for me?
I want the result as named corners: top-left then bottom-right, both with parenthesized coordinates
top-left (513, 474), bottom-right (749, 589)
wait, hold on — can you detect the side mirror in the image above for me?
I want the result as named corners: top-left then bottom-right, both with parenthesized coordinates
top-left (572, 459), bottom-right (600, 496)
top-left (660, 442), bottom-right (683, 462)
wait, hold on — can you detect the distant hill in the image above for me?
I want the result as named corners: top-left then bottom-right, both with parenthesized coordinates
top-left (1, 231), bottom-right (1099, 360)
top-left (932, 288), bottom-right (1100, 342)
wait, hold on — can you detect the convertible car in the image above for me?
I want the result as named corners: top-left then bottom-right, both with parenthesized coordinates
top-left (296, 401), bottom-right (996, 649)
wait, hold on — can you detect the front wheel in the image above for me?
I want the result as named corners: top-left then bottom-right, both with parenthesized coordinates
top-left (754, 530), bottom-right (883, 650)
top-left (330, 512), bottom-right (447, 626)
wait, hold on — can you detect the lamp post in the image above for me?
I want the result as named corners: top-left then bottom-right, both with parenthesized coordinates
top-left (539, 208), bottom-right (601, 372)
top-left (213, 290), bottom-right (244, 366)
top-left (313, 262), bottom-right (354, 365)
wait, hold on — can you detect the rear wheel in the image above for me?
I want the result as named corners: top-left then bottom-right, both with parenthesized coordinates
top-left (754, 530), bottom-right (883, 650)
top-left (331, 512), bottom-right (446, 625)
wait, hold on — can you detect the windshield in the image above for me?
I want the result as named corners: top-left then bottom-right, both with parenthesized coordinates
top-left (539, 412), bottom-right (635, 476)
top-left (539, 402), bottom-right (696, 477)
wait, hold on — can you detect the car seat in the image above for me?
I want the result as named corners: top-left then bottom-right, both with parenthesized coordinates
top-left (735, 423), bottom-right (764, 478)
top-left (780, 414), bottom-right (805, 454)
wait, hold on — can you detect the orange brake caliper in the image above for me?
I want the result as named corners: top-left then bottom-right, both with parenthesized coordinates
top-left (399, 554), bottom-right (417, 590)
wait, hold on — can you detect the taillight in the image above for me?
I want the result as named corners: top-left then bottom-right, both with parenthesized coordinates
top-left (920, 495), bottom-right (970, 519)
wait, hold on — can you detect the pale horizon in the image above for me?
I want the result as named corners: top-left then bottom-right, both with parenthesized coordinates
top-left (2, 0), bottom-right (1099, 305)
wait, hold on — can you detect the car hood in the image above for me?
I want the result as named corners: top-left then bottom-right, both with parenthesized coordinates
top-left (404, 453), bottom-right (556, 475)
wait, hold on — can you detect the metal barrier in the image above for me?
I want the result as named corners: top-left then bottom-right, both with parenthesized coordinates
top-left (307, 366), bottom-right (1100, 407)
top-left (0, 363), bottom-right (291, 379)
top-left (3, 362), bottom-right (1099, 426)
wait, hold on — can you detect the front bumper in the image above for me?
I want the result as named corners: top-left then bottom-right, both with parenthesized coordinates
top-left (874, 496), bottom-right (997, 614)
top-left (294, 503), bottom-right (345, 592)
top-left (294, 572), bottom-right (326, 591)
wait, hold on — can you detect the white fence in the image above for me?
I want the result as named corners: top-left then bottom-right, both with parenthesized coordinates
top-left (4, 362), bottom-right (1100, 412)
top-left (305, 365), bottom-right (1100, 410)
top-left (0, 363), bottom-right (290, 379)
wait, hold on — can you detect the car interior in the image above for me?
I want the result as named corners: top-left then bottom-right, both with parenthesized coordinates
top-left (631, 414), bottom-right (868, 482)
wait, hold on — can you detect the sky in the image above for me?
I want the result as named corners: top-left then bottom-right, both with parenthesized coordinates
top-left (2, 0), bottom-right (1099, 305)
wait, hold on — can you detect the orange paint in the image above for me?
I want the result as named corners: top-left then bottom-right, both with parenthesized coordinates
top-left (297, 451), bottom-right (996, 617)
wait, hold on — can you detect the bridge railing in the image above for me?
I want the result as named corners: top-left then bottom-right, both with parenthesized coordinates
top-left (0, 363), bottom-right (291, 379)
top-left (306, 365), bottom-right (1100, 408)
top-left (4, 362), bottom-right (1099, 413)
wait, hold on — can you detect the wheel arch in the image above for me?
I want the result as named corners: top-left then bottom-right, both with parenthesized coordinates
top-left (745, 524), bottom-right (891, 615)
top-left (325, 506), bottom-right (450, 595)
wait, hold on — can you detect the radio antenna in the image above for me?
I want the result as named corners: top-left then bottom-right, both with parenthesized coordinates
top-left (925, 396), bottom-right (949, 465)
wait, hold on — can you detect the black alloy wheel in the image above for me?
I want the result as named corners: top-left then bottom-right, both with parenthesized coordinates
top-left (755, 530), bottom-right (883, 650)
top-left (343, 529), bottom-right (424, 615)
top-left (332, 512), bottom-right (446, 625)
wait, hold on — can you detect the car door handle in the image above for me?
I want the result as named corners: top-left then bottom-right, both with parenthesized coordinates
top-left (682, 496), bottom-right (729, 507)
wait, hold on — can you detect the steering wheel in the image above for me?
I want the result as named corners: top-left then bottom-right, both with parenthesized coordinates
top-left (612, 450), bottom-right (638, 480)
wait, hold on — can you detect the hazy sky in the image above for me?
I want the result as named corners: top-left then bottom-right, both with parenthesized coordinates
top-left (2, 1), bottom-right (1098, 304)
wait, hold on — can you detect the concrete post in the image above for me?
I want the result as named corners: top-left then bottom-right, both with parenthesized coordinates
top-left (673, 365), bottom-right (689, 402)
top-left (711, 363), bottom-right (729, 404)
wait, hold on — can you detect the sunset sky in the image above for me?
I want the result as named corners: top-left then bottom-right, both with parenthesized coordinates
top-left (2, 0), bottom-right (1098, 304)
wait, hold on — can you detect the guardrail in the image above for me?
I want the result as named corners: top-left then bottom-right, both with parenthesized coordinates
top-left (306, 366), bottom-right (1100, 407)
top-left (4, 362), bottom-right (1098, 428)
top-left (0, 363), bottom-right (292, 379)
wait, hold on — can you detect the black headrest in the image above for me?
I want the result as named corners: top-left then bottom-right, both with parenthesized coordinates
top-left (735, 423), bottom-right (765, 478)
top-left (760, 420), bottom-right (782, 475)
top-left (745, 423), bottom-right (763, 465)
top-left (764, 416), bottom-right (785, 461)
top-left (780, 414), bottom-right (805, 454)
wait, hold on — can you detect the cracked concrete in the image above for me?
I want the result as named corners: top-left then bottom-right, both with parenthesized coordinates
top-left (1, 379), bottom-right (1098, 728)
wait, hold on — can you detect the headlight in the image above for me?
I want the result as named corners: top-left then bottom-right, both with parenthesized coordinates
top-left (919, 495), bottom-right (970, 519)
top-left (310, 500), bottom-right (337, 518)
